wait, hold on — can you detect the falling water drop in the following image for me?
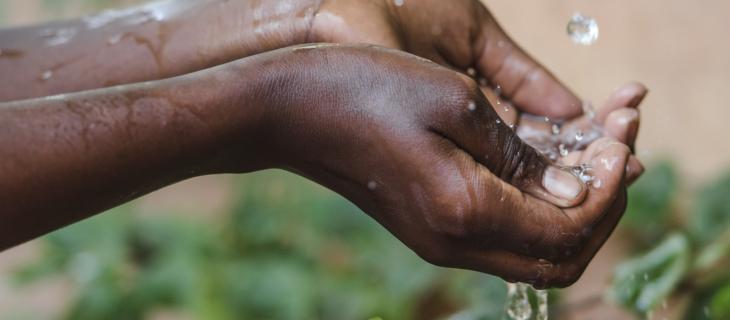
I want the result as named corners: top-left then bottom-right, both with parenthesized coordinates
top-left (536, 289), bottom-right (549, 320)
top-left (567, 13), bottom-right (599, 45)
top-left (505, 283), bottom-right (532, 320)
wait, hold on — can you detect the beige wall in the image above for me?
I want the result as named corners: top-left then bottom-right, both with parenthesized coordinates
top-left (484, 0), bottom-right (730, 183)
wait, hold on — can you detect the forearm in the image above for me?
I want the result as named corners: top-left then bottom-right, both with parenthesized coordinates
top-left (0, 0), bottom-right (319, 102)
top-left (0, 57), bottom-right (266, 251)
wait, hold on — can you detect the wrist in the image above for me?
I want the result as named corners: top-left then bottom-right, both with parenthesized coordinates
top-left (165, 0), bottom-right (322, 74)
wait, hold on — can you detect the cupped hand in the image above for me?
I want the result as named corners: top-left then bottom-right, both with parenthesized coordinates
top-left (310, 0), bottom-right (647, 181)
top-left (223, 44), bottom-right (635, 287)
top-left (310, 0), bottom-right (581, 117)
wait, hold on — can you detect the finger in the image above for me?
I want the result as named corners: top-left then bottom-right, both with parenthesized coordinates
top-left (480, 84), bottom-right (518, 126)
top-left (541, 189), bottom-right (628, 288)
top-left (430, 86), bottom-right (587, 208)
top-left (458, 249), bottom-right (560, 286)
top-left (564, 138), bottom-right (631, 229)
top-left (603, 108), bottom-right (640, 149)
top-left (476, 17), bottom-right (582, 118)
top-left (458, 160), bottom-right (588, 260)
top-left (625, 155), bottom-right (645, 185)
top-left (596, 82), bottom-right (648, 124)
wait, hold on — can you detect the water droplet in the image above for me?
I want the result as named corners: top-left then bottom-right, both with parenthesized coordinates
top-left (592, 179), bottom-right (603, 189)
top-left (41, 70), bottom-right (53, 81)
top-left (466, 67), bottom-right (477, 77)
top-left (467, 101), bottom-right (477, 111)
top-left (494, 85), bottom-right (502, 97)
top-left (505, 283), bottom-right (533, 320)
top-left (570, 163), bottom-right (595, 184)
top-left (544, 117), bottom-right (550, 122)
top-left (559, 144), bottom-right (569, 157)
top-left (107, 34), bottom-right (123, 45)
top-left (393, 0), bottom-right (404, 6)
top-left (536, 289), bottom-right (549, 320)
top-left (575, 130), bottom-right (584, 141)
top-left (504, 105), bottom-right (511, 112)
top-left (567, 13), bottom-right (599, 45)
top-left (367, 181), bottom-right (377, 190)
top-left (509, 123), bottom-right (515, 129)
top-left (582, 101), bottom-right (596, 119)
top-left (40, 27), bottom-right (77, 47)
top-left (478, 77), bottom-right (488, 87)
top-left (551, 124), bottom-right (561, 135)
top-left (496, 119), bottom-right (502, 124)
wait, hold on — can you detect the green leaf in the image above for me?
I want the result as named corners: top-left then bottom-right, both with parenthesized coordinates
top-left (623, 162), bottom-right (678, 240)
top-left (690, 171), bottom-right (730, 244)
top-left (711, 284), bottom-right (730, 320)
top-left (608, 233), bottom-right (691, 313)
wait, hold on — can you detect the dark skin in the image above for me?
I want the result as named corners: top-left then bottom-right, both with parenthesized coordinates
top-left (0, 0), bottom-right (647, 288)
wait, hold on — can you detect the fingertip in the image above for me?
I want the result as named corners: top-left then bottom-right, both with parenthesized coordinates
top-left (529, 165), bottom-right (588, 208)
top-left (604, 108), bottom-right (640, 146)
top-left (625, 155), bottom-right (645, 185)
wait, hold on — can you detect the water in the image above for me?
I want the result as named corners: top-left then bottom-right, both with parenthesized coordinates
top-left (536, 290), bottom-right (548, 320)
top-left (517, 107), bottom-right (605, 165)
top-left (505, 283), bottom-right (549, 320)
top-left (467, 101), bottom-right (477, 111)
top-left (506, 283), bottom-right (532, 320)
top-left (567, 13), bottom-right (599, 45)
top-left (41, 70), bottom-right (53, 81)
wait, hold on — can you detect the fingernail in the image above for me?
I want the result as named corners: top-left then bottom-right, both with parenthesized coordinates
top-left (628, 90), bottom-right (649, 108)
top-left (543, 166), bottom-right (583, 200)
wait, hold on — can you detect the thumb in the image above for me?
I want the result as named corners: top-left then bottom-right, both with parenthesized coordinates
top-left (484, 123), bottom-right (588, 208)
top-left (436, 89), bottom-right (587, 208)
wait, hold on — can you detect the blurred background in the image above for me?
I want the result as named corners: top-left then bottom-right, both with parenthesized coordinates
top-left (1, 0), bottom-right (730, 319)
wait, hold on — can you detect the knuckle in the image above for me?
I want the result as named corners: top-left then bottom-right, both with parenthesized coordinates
top-left (496, 139), bottom-right (546, 188)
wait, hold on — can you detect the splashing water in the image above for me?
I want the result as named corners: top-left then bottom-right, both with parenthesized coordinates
top-left (506, 283), bottom-right (532, 320)
top-left (536, 289), bottom-right (548, 320)
top-left (505, 283), bottom-right (549, 320)
top-left (502, 100), bottom-right (606, 319)
top-left (567, 13), bottom-right (599, 45)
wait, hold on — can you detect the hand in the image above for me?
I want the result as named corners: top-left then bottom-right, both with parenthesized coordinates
top-left (310, 0), bottom-right (581, 117)
top-left (221, 44), bottom-right (634, 287)
top-left (310, 0), bottom-right (647, 180)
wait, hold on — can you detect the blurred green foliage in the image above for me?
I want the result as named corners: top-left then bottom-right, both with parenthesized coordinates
top-left (12, 171), bottom-right (511, 320)
top-left (13, 161), bottom-right (730, 319)
top-left (609, 161), bottom-right (730, 319)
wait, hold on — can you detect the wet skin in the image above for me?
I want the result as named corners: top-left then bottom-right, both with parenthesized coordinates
top-left (0, 0), bottom-right (647, 288)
